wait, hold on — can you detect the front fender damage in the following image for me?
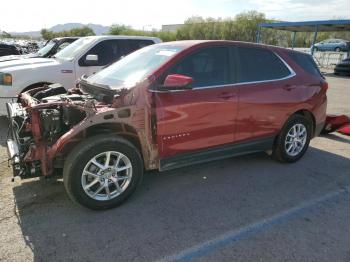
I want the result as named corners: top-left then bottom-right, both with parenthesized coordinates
top-left (7, 83), bottom-right (159, 178)
top-left (47, 107), bottom-right (159, 175)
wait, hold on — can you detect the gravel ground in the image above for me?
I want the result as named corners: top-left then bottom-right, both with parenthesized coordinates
top-left (0, 73), bottom-right (349, 262)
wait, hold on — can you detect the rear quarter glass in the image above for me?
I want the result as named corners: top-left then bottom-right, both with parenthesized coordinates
top-left (288, 52), bottom-right (324, 78)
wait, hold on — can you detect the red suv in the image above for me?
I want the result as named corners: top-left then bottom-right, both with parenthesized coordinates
top-left (7, 40), bottom-right (327, 209)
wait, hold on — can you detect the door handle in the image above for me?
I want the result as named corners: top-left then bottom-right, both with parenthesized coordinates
top-left (283, 85), bottom-right (296, 91)
top-left (219, 92), bottom-right (236, 99)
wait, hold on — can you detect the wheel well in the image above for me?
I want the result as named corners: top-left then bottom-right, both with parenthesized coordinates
top-left (293, 110), bottom-right (316, 136)
top-left (21, 82), bottom-right (52, 93)
top-left (83, 123), bottom-right (142, 154)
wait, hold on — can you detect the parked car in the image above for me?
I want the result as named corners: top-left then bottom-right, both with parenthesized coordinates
top-left (334, 56), bottom-right (350, 75)
top-left (312, 39), bottom-right (350, 52)
top-left (6, 40), bottom-right (327, 210)
top-left (0, 43), bottom-right (21, 57)
top-left (0, 37), bottom-right (79, 62)
top-left (0, 35), bottom-right (161, 115)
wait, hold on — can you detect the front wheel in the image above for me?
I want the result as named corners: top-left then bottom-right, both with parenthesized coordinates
top-left (63, 134), bottom-right (143, 210)
top-left (272, 115), bottom-right (312, 163)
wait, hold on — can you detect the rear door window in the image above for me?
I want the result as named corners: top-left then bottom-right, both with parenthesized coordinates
top-left (237, 47), bottom-right (291, 83)
top-left (169, 46), bottom-right (230, 88)
top-left (129, 40), bottom-right (154, 51)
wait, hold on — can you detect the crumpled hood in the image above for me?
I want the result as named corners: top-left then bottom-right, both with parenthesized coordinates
top-left (0, 57), bottom-right (60, 72)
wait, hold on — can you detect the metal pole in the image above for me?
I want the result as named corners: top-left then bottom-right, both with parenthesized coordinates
top-left (257, 26), bottom-right (261, 43)
top-left (292, 31), bottom-right (296, 49)
top-left (311, 25), bottom-right (319, 56)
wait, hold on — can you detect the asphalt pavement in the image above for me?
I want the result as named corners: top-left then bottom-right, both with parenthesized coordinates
top-left (0, 73), bottom-right (349, 262)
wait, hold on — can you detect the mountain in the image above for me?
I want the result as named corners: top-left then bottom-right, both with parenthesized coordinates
top-left (49, 23), bottom-right (109, 35)
top-left (10, 23), bottom-right (110, 38)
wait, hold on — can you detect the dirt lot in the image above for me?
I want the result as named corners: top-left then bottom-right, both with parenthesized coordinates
top-left (0, 73), bottom-right (349, 262)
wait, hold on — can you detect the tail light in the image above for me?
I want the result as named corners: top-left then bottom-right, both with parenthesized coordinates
top-left (321, 81), bottom-right (329, 91)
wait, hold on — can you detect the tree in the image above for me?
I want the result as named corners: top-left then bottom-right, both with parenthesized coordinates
top-left (108, 24), bottom-right (177, 42)
top-left (41, 26), bottom-right (95, 40)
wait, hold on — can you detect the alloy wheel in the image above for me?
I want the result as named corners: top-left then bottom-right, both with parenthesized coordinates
top-left (81, 151), bottom-right (133, 201)
top-left (285, 123), bottom-right (307, 157)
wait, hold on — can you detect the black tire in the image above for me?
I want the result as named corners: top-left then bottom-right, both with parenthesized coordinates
top-left (63, 134), bottom-right (143, 210)
top-left (272, 115), bottom-right (312, 163)
top-left (335, 47), bottom-right (341, 52)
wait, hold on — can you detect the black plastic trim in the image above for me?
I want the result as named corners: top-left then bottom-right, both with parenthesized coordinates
top-left (160, 136), bottom-right (275, 171)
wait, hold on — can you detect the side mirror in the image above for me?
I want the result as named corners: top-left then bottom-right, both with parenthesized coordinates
top-left (85, 54), bottom-right (98, 66)
top-left (163, 74), bottom-right (193, 90)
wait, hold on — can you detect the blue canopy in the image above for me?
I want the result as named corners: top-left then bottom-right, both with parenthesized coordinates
top-left (259, 20), bottom-right (350, 32)
top-left (257, 20), bottom-right (350, 55)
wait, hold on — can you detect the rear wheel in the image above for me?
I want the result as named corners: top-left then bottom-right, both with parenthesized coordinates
top-left (273, 115), bottom-right (312, 163)
top-left (63, 134), bottom-right (143, 210)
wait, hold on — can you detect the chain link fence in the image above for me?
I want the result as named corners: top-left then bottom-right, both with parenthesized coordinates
top-left (313, 52), bottom-right (347, 68)
top-left (293, 48), bottom-right (348, 69)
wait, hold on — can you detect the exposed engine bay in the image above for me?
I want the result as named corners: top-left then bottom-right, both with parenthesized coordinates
top-left (6, 79), bottom-right (158, 179)
top-left (7, 83), bottom-right (94, 177)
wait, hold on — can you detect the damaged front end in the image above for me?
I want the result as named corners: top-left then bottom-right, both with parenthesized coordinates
top-left (7, 80), bottom-right (158, 180)
top-left (6, 84), bottom-right (93, 178)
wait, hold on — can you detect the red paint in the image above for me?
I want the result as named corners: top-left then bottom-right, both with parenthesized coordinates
top-left (323, 115), bottom-right (350, 134)
top-left (338, 124), bottom-right (350, 136)
top-left (18, 40), bottom-right (328, 175)
top-left (163, 74), bottom-right (193, 88)
top-left (150, 41), bottom-right (327, 157)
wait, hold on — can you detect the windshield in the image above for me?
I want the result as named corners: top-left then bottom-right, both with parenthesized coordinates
top-left (55, 37), bottom-right (95, 60)
top-left (86, 44), bottom-right (184, 89)
top-left (36, 39), bottom-right (57, 56)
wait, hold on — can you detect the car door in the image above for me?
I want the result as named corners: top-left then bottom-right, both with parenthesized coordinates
top-left (320, 40), bottom-right (327, 51)
top-left (75, 39), bottom-right (122, 78)
top-left (327, 40), bottom-right (335, 51)
top-left (234, 46), bottom-right (295, 142)
top-left (154, 45), bottom-right (238, 158)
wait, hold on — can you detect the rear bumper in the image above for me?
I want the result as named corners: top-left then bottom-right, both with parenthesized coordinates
top-left (334, 67), bottom-right (350, 74)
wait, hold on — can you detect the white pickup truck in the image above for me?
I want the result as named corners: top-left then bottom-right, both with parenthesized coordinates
top-left (0, 35), bottom-right (161, 115)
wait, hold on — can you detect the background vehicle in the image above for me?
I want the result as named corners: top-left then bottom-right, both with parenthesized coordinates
top-left (0, 37), bottom-right (79, 62)
top-left (312, 39), bottom-right (350, 52)
top-left (0, 43), bottom-right (21, 57)
top-left (0, 35), bottom-right (161, 115)
top-left (6, 41), bottom-right (327, 210)
top-left (334, 56), bottom-right (350, 75)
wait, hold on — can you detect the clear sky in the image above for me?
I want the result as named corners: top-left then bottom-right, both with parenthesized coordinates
top-left (1, 0), bottom-right (350, 32)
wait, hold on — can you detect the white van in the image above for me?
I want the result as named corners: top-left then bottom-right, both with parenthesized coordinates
top-left (0, 35), bottom-right (161, 115)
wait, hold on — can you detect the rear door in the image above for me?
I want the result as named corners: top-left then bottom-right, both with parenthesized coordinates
top-left (234, 46), bottom-right (295, 142)
top-left (155, 45), bottom-right (239, 158)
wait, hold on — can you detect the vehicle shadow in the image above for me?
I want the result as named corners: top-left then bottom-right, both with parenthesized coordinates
top-left (11, 146), bottom-right (350, 261)
top-left (322, 133), bottom-right (350, 144)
